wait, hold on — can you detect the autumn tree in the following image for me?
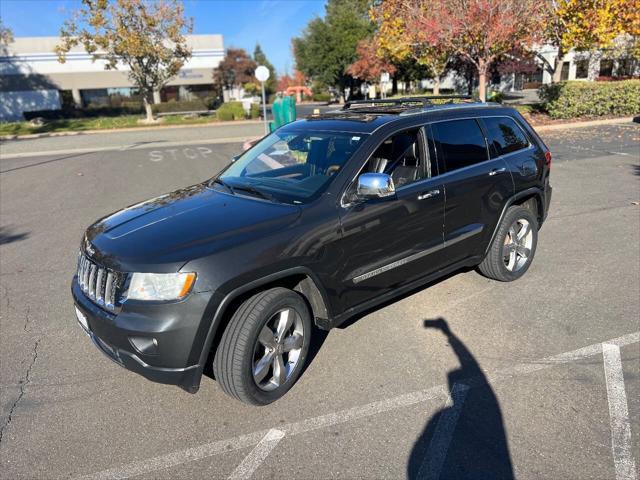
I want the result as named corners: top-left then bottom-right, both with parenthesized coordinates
top-left (402, 0), bottom-right (544, 101)
top-left (542, 0), bottom-right (640, 82)
top-left (213, 48), bottom-right (257, 95)
top-left (347, 39), bottom-right (396, 94)
top-left (293, 0), bottom-right (374, 100)
top-left (277, 70), bottom-right (307, 91)
top-left (253, 43), bottom-right (277, 95)
top-left (371, 0), bottom-right (453, 95)
top-left (56, 0), bottom-right (193, 122)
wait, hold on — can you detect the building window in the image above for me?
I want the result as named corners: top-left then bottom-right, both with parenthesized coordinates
top-left (616, 58), bottom-right (638, 77)
top-left (599, 59), bottom-right (614, 77)
top-left (560, 62), bottom-right (570, 81)
top-left (80, 88), bottom-right (141, 108)
top-left (575, 59), bottom-right (589, 79)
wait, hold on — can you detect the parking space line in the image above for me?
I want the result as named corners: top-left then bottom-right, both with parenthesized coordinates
top-left (418, 383), bottom-right (470, 480)
top-left (228, 429), bottom-right (285, 480)
top-left (75, 331), bottom-right (639, 480)
top-left (603, 343), bottom-right (637, 480)
top-left (75, 430), bottom-right (270, 480)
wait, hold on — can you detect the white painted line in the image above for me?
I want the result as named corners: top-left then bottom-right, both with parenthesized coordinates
top-left (284, 384), bottom-right (448, 436)
top-left (75, 331), bottom-right (640, 480)
top-left (603, 343), bottom-right (637, 480)
top-left (228, 429), bottom-right (285, 480)
top-left (75, 430), bottom-right (270, 480)
top-left (418, 382), bottom-right (470, 480)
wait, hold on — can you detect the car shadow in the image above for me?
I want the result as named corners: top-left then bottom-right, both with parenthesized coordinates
top-left (337, 267), bottom-right (475, 330)
top-left (408, 318), bottom-right (514, 479)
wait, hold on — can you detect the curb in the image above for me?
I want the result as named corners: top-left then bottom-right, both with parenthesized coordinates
top-left (534, 116), bottom-right (636, 132)
top-left (0, 119), bottom-right (263, 141)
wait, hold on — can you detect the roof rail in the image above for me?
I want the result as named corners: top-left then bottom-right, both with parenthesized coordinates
top-left (342, 95), bottom-right (474, 110)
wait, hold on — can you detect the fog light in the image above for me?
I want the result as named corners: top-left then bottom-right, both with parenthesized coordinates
top-left (129, 336), bottom-right (159, 355)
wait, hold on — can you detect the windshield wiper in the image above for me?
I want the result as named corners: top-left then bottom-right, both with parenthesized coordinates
top-left (232, 184), bottom-right (275, 201)
top-left (212, 178), bottom-right (235, 195)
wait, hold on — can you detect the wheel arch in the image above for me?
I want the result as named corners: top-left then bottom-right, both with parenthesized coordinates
top-left (190, 267), bottom-right (331, 392)
top-left (485, 187), bottom-right (544, 256)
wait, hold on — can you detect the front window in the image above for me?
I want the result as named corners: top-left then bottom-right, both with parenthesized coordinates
top-left (216, 130), bottom-right (367, 203)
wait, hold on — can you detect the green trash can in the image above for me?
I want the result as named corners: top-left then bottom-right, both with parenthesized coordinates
top-left (269, 94), bottom-right (296, 132)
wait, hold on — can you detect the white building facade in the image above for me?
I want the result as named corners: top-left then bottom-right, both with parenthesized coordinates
top-left (0, 35), bottom-right (224, 121)
top-left (418, 44), bottom-right (638, 95)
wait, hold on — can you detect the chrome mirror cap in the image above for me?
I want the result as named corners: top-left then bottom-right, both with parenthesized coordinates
top-left (357, 173), bottom-right (396, 199)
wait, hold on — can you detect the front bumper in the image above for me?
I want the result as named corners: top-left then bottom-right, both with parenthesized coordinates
top-left (71, 278), bottom-right (210, 392)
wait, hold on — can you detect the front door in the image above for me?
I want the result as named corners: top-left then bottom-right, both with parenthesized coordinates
top-left (336, 128), bottom-right (446, 312)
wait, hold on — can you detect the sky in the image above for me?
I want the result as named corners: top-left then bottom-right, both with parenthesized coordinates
top-left (0, 0), bottom-right (327, 74)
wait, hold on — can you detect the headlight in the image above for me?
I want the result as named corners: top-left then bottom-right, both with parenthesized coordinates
top-left (127, 272), bottom-right (196, 301)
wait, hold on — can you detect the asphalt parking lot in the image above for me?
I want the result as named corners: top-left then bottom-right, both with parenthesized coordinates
top-left (1, 122), bottom-right (639, 479)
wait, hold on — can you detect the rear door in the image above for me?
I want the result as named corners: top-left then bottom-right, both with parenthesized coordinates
top-left (427, 118), bottom-right (514, 263)
top-left (479, 115), bottom-right (543, 193)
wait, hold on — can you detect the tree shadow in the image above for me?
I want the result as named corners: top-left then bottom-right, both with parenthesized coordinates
top-left (408, 318), bottom-right (513, 480)
top-left (0, 226), bottom-right (29, 245)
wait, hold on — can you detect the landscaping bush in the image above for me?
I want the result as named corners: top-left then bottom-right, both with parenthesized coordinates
top-left (486, 90), bottom-right (504, 103)
top-left (152, 99), bottom-right (208, 114)
top-left (312, 91), bottom-right (331, 102)
top-left (538, 80), bottom-right (640, 119)
top-left (216, 101), bottom-right (246, 121)
top-left (250, 103), bottom-right (260, 119)
top-left (23, 105), bottom-right (143, 121)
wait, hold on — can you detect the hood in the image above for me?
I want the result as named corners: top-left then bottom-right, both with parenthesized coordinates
top-left (85, 183), bottom-right (301, 271)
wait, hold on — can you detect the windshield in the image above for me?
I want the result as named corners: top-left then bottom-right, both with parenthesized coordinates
top-left (216, 130), bottom-right (367, 204)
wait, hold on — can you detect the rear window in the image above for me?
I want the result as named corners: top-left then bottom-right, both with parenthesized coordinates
top-left (430, 119), bottom-right (488, 172)
top-left (483, 117), bottom-right (530, 157)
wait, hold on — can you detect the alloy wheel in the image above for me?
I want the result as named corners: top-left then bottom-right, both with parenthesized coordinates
top-left (503, 218), bottom-right (533, 272)
top-left (252, 308), bottom-right (304, 391)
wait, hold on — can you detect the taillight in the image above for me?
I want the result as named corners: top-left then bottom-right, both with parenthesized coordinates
top-left (544, 150), bottom-right (552, 168)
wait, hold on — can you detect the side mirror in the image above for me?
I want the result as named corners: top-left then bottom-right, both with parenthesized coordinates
top-left (357, 173), bottom-right (395, 199)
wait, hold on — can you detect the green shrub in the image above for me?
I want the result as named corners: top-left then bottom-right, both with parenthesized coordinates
top-left (486, 90), bottom-right (504, 103)
top-left (216, 101), bottom-right (246, 121)
top-left (152, 99), bottom-right (208, 114)
top-left (312, 91), bottom-right (331, 102)
top-left (538, 80), bottom-right (640, 119)
top-left (250, 102), bottom-right (260, 119)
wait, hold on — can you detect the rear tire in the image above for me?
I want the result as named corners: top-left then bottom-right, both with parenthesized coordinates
top-left (478, 206), bottom-right (538, 282)
top-left (213, 287), bottom-right (312, 405)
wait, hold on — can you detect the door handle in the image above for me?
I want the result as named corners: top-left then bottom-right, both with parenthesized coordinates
top-left (489, 167), bottom-right (506, 176)
top-left (418, 189), bottom-right (440, 200)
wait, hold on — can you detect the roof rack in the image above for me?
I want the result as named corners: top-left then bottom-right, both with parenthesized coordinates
top-left (342, 95), bottom-right (474, 110)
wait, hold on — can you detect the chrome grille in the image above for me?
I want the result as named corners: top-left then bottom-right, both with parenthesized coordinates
top-left (77, 253), bottom-right (122, 311)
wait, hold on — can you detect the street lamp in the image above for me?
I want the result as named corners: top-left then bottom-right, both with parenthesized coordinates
top-left (255, 65), bottom-right (270, 134)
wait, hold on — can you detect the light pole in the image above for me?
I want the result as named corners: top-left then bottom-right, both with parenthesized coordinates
top-left (255, 65), bottom-right (270, 134)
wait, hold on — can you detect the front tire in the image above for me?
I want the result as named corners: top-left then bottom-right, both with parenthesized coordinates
top-left (213, 287), bottom-right (312, 405)
top-left (478, 205), bottom-right (538, 282)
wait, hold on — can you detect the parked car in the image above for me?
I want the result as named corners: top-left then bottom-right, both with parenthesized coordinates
top-left (72, 96), bottom-right (552, 405)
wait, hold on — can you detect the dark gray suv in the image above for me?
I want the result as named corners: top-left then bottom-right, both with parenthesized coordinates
top-left (72, 97), bottom-right (552, 405)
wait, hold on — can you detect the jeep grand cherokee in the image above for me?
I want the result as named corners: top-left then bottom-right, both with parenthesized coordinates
top-left (72, 96), bottom-right (552, 405)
